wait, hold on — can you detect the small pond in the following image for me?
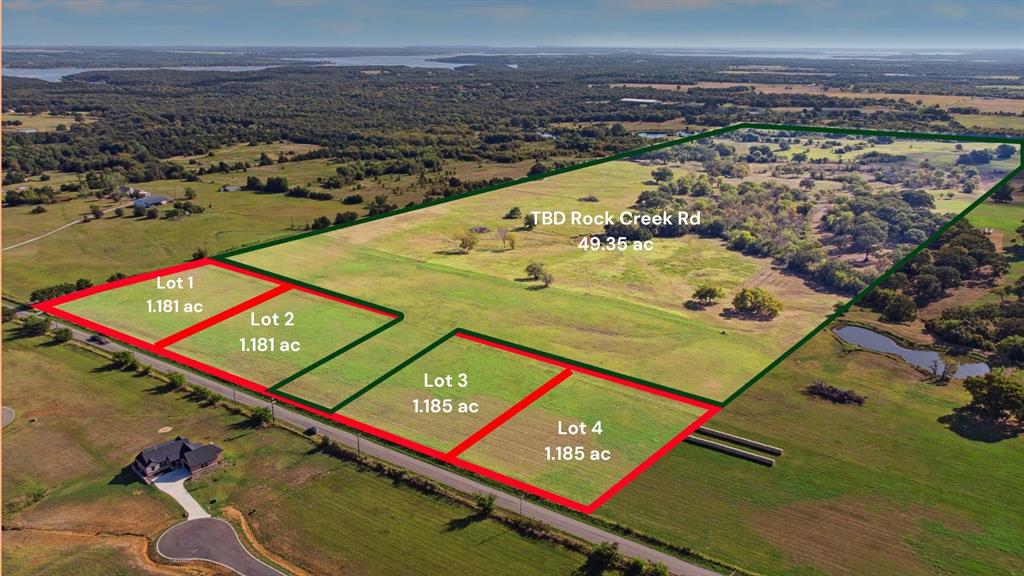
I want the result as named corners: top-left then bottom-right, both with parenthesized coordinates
top-left (834, 325), bottom-right (989, 379)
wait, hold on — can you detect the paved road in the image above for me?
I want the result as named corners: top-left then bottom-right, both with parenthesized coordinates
top-left (158, 518), bottom-right (284, 576)
top-left (154, 468), bottom-right (211, 520)
top-left (2, 406), bottom-right (15, 427)
top-left (19, 309), bottom-right (720, 576)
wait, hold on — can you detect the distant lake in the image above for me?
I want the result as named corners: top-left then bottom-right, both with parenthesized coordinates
top-left (1, 65), bottom-right (277, 82)
top-left (2, 54), bottom-right (470, 82)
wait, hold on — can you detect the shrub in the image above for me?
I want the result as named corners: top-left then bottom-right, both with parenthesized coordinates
top-left (504, 206), bottom-right (522, 219)
top-left (51, 327), bottom-right (72, 343)
top-left (806, 379), bottom-right (865, 405)
top-left (540, 271), bottom-right (555, 287)
top-left (19, 315), bottom-right (51, 337)
top-left (453, 229), bottom-right (479, 252)
top-left (111, 350), bottom-right (138, 371)
top-left (473, 493), bottom-right (496, 517)
top-left (249, 406), bottom-right (273, 427)
top-left (342, 194), bottom-right (364, 205)
top-left (167, 371), bottom-right (187, 390)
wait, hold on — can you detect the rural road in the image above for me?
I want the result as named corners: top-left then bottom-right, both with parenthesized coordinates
top-left (16, 308), bottom-right (720, 576)
top-left (158, 518), bottom-right (284, 576)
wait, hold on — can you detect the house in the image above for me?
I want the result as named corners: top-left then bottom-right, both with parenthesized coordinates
top-left (219, 185), bottom-right (241, 192)
top-left (133, 195), bottom-right (169, 209)
top-left (132, 436), bottom-right (223, 484)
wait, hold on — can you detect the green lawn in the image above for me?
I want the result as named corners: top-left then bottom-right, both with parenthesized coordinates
top-left (595, 334), bottom-right (1024, 576)
top-left (54, 264), bottom-right (278, 344)
top-left (1, 328), bottom-right (587, 576)
top-left (336, 334), bottom-right (564, 450)
top-left (167, 287), bottom-right (394, 386)
top-left (457, 372), bottom-right (708, 505)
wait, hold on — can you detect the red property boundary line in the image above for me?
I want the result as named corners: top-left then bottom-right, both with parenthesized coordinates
top-left (34, 262), bottom-right (718, 514)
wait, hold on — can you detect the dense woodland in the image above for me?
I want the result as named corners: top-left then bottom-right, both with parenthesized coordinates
top-left (3, 51), bottom-right (1022, 190)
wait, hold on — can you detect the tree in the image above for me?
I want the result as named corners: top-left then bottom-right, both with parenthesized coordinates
top-left (934, 266), bottom-right (961, 290)
top-left (963, 372), bottom-right (1024, 422)
top-left (146, 207), bottom-right (159, 219)
top-left (244, 175), bottom-right (264, 190)
top-left (507, 232), bottom-right (518, 250)
top-left (732, 287), bottom-right (783, 319)
top-left (342, 194), bottom-right (364, 205)
top-left (192, 248), bottom-right (208, 260)
top-left (311, 216), bottom-right (331, 230)
top-left (799, 178), bottom-right (816, 190)
top-left (89, 205), bottom-right (104, 219)
top-left (264, 176), bottom-right (289, 193)
top-left (992, 183), bottom-right (1014, 203)
top-left (334, 211), bottom-right (358, 224)
top-left (582, 543), bottom-right (622, 575)
top-left (913, 273), bottom-right (944, 302)
top-left (51, 327), bottom-right (73, 343)
top-left (453, 229), bottom-right (479, 252)
top-left (996, 335), bottom-right (1024, 365)
top-left (540, 271), bottom-right (555, 287)
top-left (114, 207), bottom-right (125, 217)
top-left (249, 406), bottom-right (273, 427)
top-left (132, 205), bottom-right (146, 218)
top-left (523, 213), bottom-right (536, 230)
top-left (692, 284), bottom-right (725, 305)
top-left (525, 262), bottom-right (546, 280)
top-left (496, 227), bottom-right (510, 248)
top-left (995, 143), bottom-right (1017, 160)
top-left (504, 206), bottom-right (522, 219)
top-left (367, 195), bottom-right (397, 216)
top-left (19, 316), bottom-right (50, 337)
top-left (167, 371), bottom-right (187, 390)
top-left (528, 162), bottom-right (549, 177)
top-left (183, 187), bottom-right (197, 200)
top-left (881, 293), bottom-right (917, 322)
top-left (111, 350), bottom-right (137, 371)
top-left (472, 493), bottom-right (495, 517)
top-left (258, 152), bottom-right (274, 166)
top-left (651, 166), bottom-right (674, 183)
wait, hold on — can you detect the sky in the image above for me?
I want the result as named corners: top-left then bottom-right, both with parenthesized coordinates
top-left (3, 0), bottom-right (1024, 50)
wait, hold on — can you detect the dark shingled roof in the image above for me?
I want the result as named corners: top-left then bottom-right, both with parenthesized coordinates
top-left (137, 436), bottom-right (200, 467)
top-left (182, 444), bottom-right (222, 469)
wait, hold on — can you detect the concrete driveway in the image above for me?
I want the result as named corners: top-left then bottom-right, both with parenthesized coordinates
top-left (158, 517), bottom-right (284, 576)
top-left (154, 467), bottom-right (209, 520)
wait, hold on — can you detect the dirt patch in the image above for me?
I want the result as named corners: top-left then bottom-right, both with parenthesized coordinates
top-left (223, 506), bottom-right (311, 576)
top-left (750, 496), bottom-right (980, 576)
top-left (1, 527), bottom-right (222, 575)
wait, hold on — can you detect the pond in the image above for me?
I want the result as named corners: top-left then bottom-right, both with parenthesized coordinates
top-left (834, 325), bottom-right (989, 380)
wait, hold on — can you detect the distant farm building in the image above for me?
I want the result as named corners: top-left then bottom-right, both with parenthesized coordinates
top-left (118, 185), bottom-right (150, 198)
top-left (132, 436), bottom-right (223, 483)
top-left (133, 196), bottom-right (169, 209)
top-left (220, 185), bottom-right (241, 192)
top-left (620, 98), bottom-right (661, 104)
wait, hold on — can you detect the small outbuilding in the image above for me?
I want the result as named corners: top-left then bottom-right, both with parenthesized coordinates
top-left (219, 185), bottom-right (241, 192)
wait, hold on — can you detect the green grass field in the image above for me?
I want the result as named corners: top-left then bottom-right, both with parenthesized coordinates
top-left (953, 113), bottom-right (1024, 132)
top-left (234, 158), bottom-right (834, 404)
top-left (54, 264), bottom-right (277, 343)
top-left (167, 287), bottom-right (394, 386)
top-left (593, 333), bottom-right (1024, 576)
top-left (456, 372), bottom-right (708, 505)
top-left (2, 112), bottom-right (96, 133)
top-left (336, 334), bottom-right (564, 450)
top-left (1, 328), bottom-right (587, 575)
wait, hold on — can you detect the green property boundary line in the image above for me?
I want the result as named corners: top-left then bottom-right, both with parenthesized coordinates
top-left (212, 123), bottom-right (1024, 409)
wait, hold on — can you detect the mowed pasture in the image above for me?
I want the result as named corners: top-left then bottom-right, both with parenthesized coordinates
top-left (53, 264), bottom-right (277, 344)
top-left (611, 82), bottom-right (1024, 113)
top-left (167, 287), bottom-right (394, 386)
top-left (953, 113), bottom-right (1024, 132)
top-left (2, 112), bottom-right (97, 132)
top-left (238, 132), bottom-right (1007, 405)
top-left (1, 329), bottom-right (586, 576)
top-left (337, 334), bottom-right (564, 450)
top-left (245, 158), bottom-right (833, 404)
top-left (596, 333), bottom-right (1024, 576)
top-left (455, 372), bottom-right (709, 505)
